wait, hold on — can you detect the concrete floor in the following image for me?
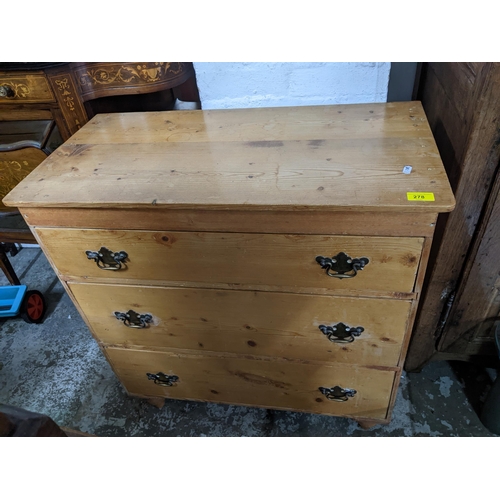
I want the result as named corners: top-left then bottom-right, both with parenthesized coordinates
top-left (0, 246), bottom-right (497, 437)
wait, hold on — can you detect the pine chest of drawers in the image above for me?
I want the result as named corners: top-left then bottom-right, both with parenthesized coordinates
top-left (3, 102), bottom-right (455, 428)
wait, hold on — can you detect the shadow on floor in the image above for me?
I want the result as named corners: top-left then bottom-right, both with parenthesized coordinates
top-left (448, 360), bottom-right (499, 417)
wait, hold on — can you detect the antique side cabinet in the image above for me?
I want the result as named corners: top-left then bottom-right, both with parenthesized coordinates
top-left (3, 103), bottom-right (455, 428)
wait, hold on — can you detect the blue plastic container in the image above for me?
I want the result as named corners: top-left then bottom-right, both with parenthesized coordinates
top-left (0, 285), bottom-right (27, 318)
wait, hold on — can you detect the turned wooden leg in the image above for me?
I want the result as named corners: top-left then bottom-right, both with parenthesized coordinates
top-left (0, 245), bottom-right (21, 285)
top-left (146, 397), bottom-right (165, 409)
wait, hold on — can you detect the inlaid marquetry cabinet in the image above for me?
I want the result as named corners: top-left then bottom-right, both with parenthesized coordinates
top-left (3, 103), bottom-right (455, 428)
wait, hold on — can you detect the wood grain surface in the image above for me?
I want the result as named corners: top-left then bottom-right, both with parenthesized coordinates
top-left (21, 207), bottom-right (437, 237)
top-left (104, 347), bottom-right (396, 419)
top-left (69, 282), bottom-right (411, 366)
top-left (3, 103), bottom-right (455, 212)
top-left (36, 228), bottom-right (424, 294)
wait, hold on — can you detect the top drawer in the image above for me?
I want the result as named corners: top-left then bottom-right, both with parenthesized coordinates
top-left (36, 228), bottom-right (423, 295)
top-left (0, 73), bottom-right (55, 103)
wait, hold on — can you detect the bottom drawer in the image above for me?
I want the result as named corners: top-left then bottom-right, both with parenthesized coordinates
top-left (105, 347), bottom-right (396, 420)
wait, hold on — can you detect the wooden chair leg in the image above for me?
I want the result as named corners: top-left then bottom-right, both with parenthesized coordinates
top-left (0, 245), bottom-right (21, 285)
top-left (173, 75), bottom-right (201, 103)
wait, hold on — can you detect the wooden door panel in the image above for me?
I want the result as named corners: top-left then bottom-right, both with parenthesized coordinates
top-left (439, 166), bottom-right (500, 354)
top-left (406, 62), bottom-right (500, 370)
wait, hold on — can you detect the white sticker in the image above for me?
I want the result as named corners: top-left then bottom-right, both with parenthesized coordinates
top-left (402, 165), bottom-right (412, 174)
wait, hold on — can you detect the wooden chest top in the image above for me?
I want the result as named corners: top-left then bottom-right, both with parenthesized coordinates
top-left (2, 102), bottom-right (455, 213)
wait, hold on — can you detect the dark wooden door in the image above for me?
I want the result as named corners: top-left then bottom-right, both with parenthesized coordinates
top-left (405, 62), bottom-right (500, 371)
top-left (439, 167), bottom-right (500, 356)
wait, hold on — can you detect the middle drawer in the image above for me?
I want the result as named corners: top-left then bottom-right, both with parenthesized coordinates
top-left (69, 283), bottom-right (411, 366)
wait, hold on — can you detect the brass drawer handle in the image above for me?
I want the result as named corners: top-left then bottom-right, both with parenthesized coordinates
top-left (319, 323), bottom-right (364, 343)
top-left (0, 85), bottom-right (15, 97)
top-left (114, 310), bottom-right (153, 329)
top-left (319, 386), bottom-right (357, 402)
top-left (85, 246), bottom-right (128, 270)
top-left (147, 372), bottom-right (179, 386)
top-left (316, 252), bottom-right (369, 279)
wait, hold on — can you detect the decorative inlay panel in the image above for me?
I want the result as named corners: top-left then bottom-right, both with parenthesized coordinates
top-left (48, 74), bottom-right (88, 137)
top-left (78, 62), bottom-right (186, 88)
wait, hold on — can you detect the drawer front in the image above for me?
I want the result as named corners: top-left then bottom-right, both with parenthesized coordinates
top-left (70, 283), bottom-right (410, 366)
top-left (0, 74), bottom-right (55, 103)
top-left (105, 347), bottom-right (396, 419)
top-left (37, 228), bottom-right (423, 294)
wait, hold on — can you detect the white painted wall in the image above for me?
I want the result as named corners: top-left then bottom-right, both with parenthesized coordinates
top-left (193, 62), bottom-right (390, 109)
